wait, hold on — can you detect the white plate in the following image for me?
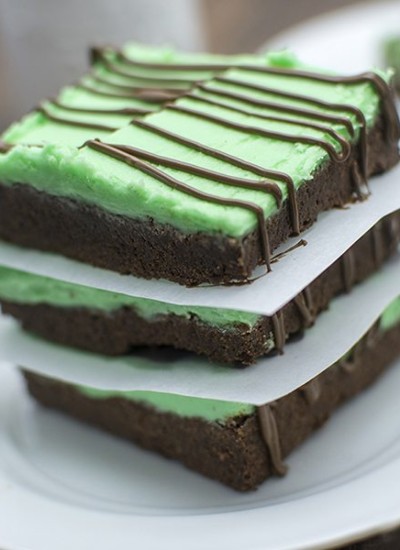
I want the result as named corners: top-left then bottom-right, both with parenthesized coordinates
top-left (265, 0), bottom-right (400, 73)
top-left (1, 360), bottom-right (400, 550)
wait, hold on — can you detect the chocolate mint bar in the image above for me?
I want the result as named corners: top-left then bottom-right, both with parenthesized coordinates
top-left (0, 48), bottom-right (398, 285)
top-left (22, 296), bottom-right (400, 490)
top-left (1, 213), bottom-right (399, 365)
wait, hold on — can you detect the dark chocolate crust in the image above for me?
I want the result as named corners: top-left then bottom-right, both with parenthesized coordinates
top-left (3, 212), bottom-right (400, 365)
top-left (0, 113), bottom-right (398, 286)
top-left (22, 322), bottom-right (400, 491)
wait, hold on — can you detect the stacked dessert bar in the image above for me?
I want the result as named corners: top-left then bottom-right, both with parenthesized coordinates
top-left (0, 43), bottom-right (399, 491)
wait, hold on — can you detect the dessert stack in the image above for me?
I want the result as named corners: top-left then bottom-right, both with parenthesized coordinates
top-left (0, 43), bottom-right (399, 490)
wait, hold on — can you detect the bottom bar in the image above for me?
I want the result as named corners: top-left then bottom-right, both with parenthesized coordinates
top-left (23, 306), bottom-right (400, 491)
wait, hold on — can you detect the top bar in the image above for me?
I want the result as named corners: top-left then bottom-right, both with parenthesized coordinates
top-left (0, 45), bottom-right (398, 286)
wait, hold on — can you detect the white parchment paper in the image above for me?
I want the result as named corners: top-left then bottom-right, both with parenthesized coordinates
top-left (0, 167), bottom-right (400, 317)
top-left (0, 255), bottom-right (399, 405)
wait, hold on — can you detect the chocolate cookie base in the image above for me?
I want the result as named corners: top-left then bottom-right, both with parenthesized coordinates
top-left (3, 212), bottom-right (400, 365)
top-left (0, 115), bottom-right (397, 286)
top-left (22, 322), bottom-right (400, 491)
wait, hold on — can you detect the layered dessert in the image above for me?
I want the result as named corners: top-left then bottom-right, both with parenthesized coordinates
top-left (0, 48), bottom-right (398, 285)
top-left (22, 295), bottom-right (400, 491)
top-left (1, 43), bottom-right (400, 494)
top-left (1, 213), bottom-right (399, 365)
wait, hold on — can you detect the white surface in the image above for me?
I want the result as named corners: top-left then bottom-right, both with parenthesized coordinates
top-left (2, 361), bottom-right (400, 550)
top-left (1, 165), bottom-right (400, 317)
top-left (0, 256), bottom-right (399, 405)
top-left (266, 0), bottom-right (400, 73)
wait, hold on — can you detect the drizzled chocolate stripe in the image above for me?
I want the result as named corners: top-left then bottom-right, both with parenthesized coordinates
top-left (184, 93), bottom-right (351, 159)
top-left (111, 143), bottom-right (282, 203)
top-left (111, 48), bottom-right (230, 72)
top-left (293, 287), bottom-right (315, 328)
top-left (271, 311), bottom-right (286, 354)
top-left (371, 220), bottom-right (384, 267)
top-left (96, 45), bottom-right (399, 140)
top-left (0, 141), bottom-right (13, 154)
top-left (49, 100), bottom-right (149, 116)
top-left (257, 404), bottom-right (287, 476)
top-left (341, 249), bottom-right (356, 292)
top-left (265, 221), bottom-right (388, 355)
top-left (37, 106), bottom-right (117, 132)
top-left (95, 45), bottom-right (399, 137)
top-left (301, 379), bottom-right (322, 405)
top-left (166, 104), bottom-right (350, 163)
top-left (89, 73), bottom-right (185, 95)
top-left (86, 139), bottom-right (273, 269)
top-left (77, 82), bottom-right (178, 103)
top-left (132, 119), bottom-right (300, 234)
top-left (215, 76), bottom-right (368, 181)
top-left (197, 83), bottom-right (355, 136)
top-left (236, 65), bottom-right (400, 141)
top-left (97, 55), bottom-right (195, 86)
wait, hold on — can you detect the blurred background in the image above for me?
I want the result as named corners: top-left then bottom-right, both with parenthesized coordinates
top-left (0, 0), bottom-right (394, 129)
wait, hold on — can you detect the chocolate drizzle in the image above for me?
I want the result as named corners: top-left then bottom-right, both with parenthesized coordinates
top-left (93, 44), bottom-right (400, 141)
top-left (132, 119), bottom-right (301, 235)
top-left (95, 56), bottom-right (195, 87)
top-left (340, 321), bottom-right (382, 374)
top-left (0, 141), bottom-right (12, 154)
top-left (166, 103), bottom-right (350, 163)
top-left (371, 220), bottom-right (384, 268)
top-left (257, 404), bottom-right (287, 476)
top-left (301, 378), bottom-right (322, 405)
top-left (269, 288), bottom-right (314, 355)
top-left (214, 76), bottom-right (368, 183)
top-left (293, 287), bottom-right (315, 327)
top-left (49, 100), bottom-right (149, 116)
top-left (339, 357), bottom-right (357, 375)
top-left (196, 83), bottom-right (356, 136)
top-left (235, 65), bottom-right (400, 141)
top-left (86, 139), bottom-right (273, 269)
top-left (89, 72), bottom-right (185, 96)
top-left (111, 47), bottom-right (230, 72)
top-left (37, 105), bottom-right (117, 132)
top-left (182, 94), bottom-right (351, 161)
top-left (79, 79), bottom-right (179, 102)
top-left (271, 311), bottom-right (286, 353)
top-left (341, 249), bottom-right (356, 292)
top-left (110, 143), bottom-right (282, 203)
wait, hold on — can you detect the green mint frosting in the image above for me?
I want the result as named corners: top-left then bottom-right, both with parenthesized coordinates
top-left (76, 385), bottom-right (254, 423)
top-left (0, 266), bottom-right (260, 328)
top-left (0, 46), bottom-right (387, 238)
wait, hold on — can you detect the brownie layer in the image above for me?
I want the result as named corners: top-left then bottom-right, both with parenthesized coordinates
top-left (23, 322), bottom-right (400, 491)
top-left (0, 112), bottom-right (398, 286)
top-left (3, 212), bottom-right (400, 365)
